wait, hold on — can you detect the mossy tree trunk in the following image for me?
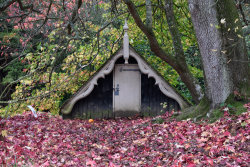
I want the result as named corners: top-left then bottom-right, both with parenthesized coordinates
top-left (188, 0), bottom-right (249, 109)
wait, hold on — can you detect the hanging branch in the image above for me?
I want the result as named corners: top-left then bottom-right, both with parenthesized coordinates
top-left (123, 0), bottom-right (176, 68)
top-left (67, 0), bottom-right (83, 34)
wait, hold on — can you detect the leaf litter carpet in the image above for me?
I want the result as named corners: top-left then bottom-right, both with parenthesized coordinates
top-left (0, 110), bottom-right (249, 166)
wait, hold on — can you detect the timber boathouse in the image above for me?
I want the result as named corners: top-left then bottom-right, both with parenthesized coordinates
top-left (60, 21), bottom-right (188, 119)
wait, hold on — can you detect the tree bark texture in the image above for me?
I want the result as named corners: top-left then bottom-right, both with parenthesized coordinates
top-left (164, 0), bottom-right (203, 104)
top-left (124, 0), bottom-right (203, 104)
top-left (188, 0), bottom-right (249, 108)
top-left (216, 0), bottom-right (249, 96)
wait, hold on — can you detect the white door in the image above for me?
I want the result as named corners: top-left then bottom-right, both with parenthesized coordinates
top-left (113, 64), bottom-right (141, 115)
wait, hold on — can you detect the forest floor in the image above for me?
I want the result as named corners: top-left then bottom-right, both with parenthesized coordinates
top-left (0, 106), bottom-right (249, 166)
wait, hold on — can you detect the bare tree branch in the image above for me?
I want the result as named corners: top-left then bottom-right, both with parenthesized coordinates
top-left (17, 0), bottom-right (33, 10)
top-left (145, 0), bottom-right (152, 29)
top-left (123, 0), bottom-right (176, 68)
top-left (164, 0), bottom-right (185, 62)
top-left (0, 0), bottom-right (16, 12)
top-left (124, 0), bottom-right (202, 103)
top-left (67, 0), bottom-right (83, 34)
top-left (34, 0), bottom-right (53, 34)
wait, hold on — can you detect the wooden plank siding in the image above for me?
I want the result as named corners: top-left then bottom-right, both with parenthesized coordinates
top-left (141, 74), bottom-right (180, 117)
top-left (63, 72), bottom-right (113, 119)
top-left (63, 57), bottom-right (180, 119)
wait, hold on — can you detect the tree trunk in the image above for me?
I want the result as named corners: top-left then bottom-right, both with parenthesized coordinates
top-left (124, 0), bottom-right (203, 104)
top-left (188, 0), bottom-right (249, 108)
top-left (164, 0), bottom-right (203, 104)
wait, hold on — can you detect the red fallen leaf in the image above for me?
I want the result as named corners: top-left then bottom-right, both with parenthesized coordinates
top-left (207, 159), bottom-right (213, 166)
top-left (109, 161), bottom-right (119, 167)
top-left (196, 137), bottom-right (208, 143)
top-left (213, 127), bottom-right (219, 133)
top-left (73, 158), bottom-right (79, 162)
top-left (187, 163), bottom-right (196, 167)
top-left (184, 143), bottom-right (191, 149)
top-left (86, 159), bottom-right (97, 167)
top-left (243, 103), bottom-right (250, 111)
top-left (224, 111), bottom-right (229, 117)
top-left (1, 112), bottom-right (249, 166)
top-left (41, 160), bottom-right (50, 167)
top-left (236, 158), bottom-right (242, 163)
top-left (225, 145), bottom-right (235, 152)
top-left (223, 131), bottom-right (230, 136)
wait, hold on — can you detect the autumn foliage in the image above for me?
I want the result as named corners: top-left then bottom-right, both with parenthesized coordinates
top-left (0, 108), bottom-right (249, 166)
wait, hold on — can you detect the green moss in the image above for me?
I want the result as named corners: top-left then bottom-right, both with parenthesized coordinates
top-left (74, 115), bottom-right (85, 120)
top-left (209, 109), bottom-right (223, 123)
top-left (86, 112), bottom-right (91, 119)
top-left (209, 97), bottom-right (247, 123)
top-left (217, 0), bottom-right (242, 35)
top-left (239, 82), bottom-right (250, 98)
top-left (151, 117), bottom-right (165, 124)
top-left (142, 107), bottom-right (151, 117)
top-left (101, 110), bottom-right (111, 119)
top-left (176, 97), bottom-right (210, 121)
top-left (225, 94), bottom-right (247, 115)
top-left (142, 111), bottom-right (150, 117)
top-left (176, 94), bottom-right (248, 123)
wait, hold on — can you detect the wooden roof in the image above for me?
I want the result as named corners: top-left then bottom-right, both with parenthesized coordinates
top-left (60, 46), bottom-right (189, 115)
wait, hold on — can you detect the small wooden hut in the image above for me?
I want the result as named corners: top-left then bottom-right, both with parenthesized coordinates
top-left (60, 21), bottom-right (188, 119)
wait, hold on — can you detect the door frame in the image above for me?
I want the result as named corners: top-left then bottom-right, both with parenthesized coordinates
top-left (113, 64), bottom-right (141, 114)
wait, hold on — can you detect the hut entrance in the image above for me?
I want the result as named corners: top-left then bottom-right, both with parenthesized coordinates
top-left (60, 20), bottom-right (188, 119)
top-left (113, 64), bottom-right (141, 116)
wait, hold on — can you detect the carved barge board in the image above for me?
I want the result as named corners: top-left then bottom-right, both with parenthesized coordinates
top-left (60, 20), bottom-right (188, 119)
top-left (63, 72), bottom-right (113, 119)
top-left (61, 53), bottom-right (187, 119)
